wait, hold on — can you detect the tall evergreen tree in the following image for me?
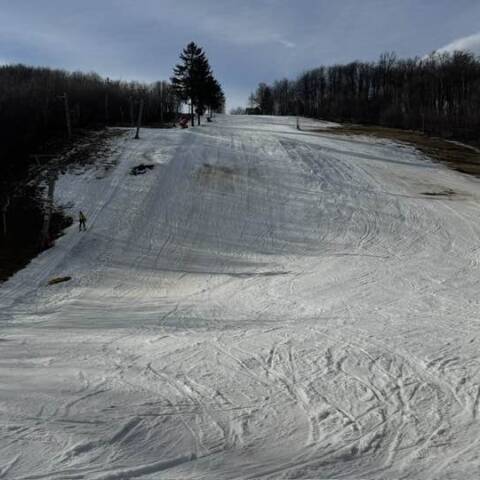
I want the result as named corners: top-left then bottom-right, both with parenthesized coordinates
top-left (172, 42), bottom-right (208, 126)
top-left (204, 75), bottom-right (225, 116)
top-left (171, 42), bottom-right (224, 125)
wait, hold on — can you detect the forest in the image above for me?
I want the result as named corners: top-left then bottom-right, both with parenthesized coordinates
top-left (0, 42), bottom-right (224, 276)
top-left (0, 65), bottom-right (180, 266)
top-left (0, 65), bottom-right (179, 185)
top-left (247, 51), bottom-right (480, 142)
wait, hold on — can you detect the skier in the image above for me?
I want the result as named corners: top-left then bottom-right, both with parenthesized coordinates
top-left (79, 211), bottom-right (87, 232)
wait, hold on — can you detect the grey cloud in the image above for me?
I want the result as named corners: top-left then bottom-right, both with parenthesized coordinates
top-left (1, 0), bottom-right (480, 110)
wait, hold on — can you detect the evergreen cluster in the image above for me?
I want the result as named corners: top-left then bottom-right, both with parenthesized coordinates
top-left (171, 42), bottom-right (225, 126)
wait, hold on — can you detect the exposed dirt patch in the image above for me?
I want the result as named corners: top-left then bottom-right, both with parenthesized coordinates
top-left (38, 128), bottom-right (125, 173)
top-left (422, 188), bottom-right (456, 197)
top-left (316, 125), bottom-right (480, 177)
top-left (144, 122), bottom-right (176, 129)
top-left (194, 163), bottom-right (243, 193)
top-left (197, 163), bottom-right (239, 179)
top-left (59, 128), bottom-right (126, 179)
top-left (0, 128), bottom-right (122, 283)
top-left (48, 276), bottom-right (72, 286)
top-left (130, 164), bottom-right (155, 176)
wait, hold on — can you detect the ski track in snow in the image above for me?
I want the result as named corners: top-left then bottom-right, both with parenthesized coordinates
top-left (1, 115), bottom-right (480, 479)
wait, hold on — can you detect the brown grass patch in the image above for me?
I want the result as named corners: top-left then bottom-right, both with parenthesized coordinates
top-left (196, 163), bottom-right (240, 180)
top-left (318, 125), bottom-right (480, 177)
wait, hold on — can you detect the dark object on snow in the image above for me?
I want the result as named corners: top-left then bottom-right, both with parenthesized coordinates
top-left (130, 164), bottom-right (155, 176)
top-left (179, 117), bottom-right (189, 129)
top-left (79, 210), bottom-right (87, 231)
top-left (48, 276), bottom-right (72, 285)
top-left (207, 117), bottom-right (212, 123)
top-left (422, 189), bottom-right (455, 197)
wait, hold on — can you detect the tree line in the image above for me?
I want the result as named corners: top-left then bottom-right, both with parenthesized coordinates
top-left (247, 51), bottom-right (480, 141)
top-left (1, 41), bottom-right (224, 189)
top-left (0, 41), bottom-right (224, 251)
top-left (0, 64), bottom-right (179, 185)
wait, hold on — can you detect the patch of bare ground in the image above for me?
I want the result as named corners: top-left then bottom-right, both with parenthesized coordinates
top-left (195, 163), bottom-right (243, 185)
top-left (421, 188), bottom-right (456, 197)
top-left (316, 124), bottom-right (480, 177)
top-left (0, 128), bottom-right (125, 283)
top-left (53, 128), bottom-right (126, 178)
top-left (194, 163), bottom-right (249, 193)
top-left (144, 122), bottom-right (176, 129)
top-left (196, 163), bottom-right (239, 178)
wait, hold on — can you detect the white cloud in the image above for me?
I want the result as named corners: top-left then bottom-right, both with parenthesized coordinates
top-left (276, 38), bottom-right (296, 49)
top-left (436, 32), bottom-right (480, 56)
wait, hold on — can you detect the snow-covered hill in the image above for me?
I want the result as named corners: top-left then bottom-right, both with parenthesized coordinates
top-left (1, 115), bottom-right (480, 479)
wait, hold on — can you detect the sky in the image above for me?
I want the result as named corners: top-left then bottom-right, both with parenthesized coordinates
top-left (1, 0), bottom-right (480, 110)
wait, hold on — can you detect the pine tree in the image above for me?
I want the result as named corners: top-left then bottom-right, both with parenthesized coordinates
top-left (171, 42), bottom-right (224, 126)
top-left (204, 76), bottom-right (225, 116)
top-left (172, 42), bottom-right (209, 126)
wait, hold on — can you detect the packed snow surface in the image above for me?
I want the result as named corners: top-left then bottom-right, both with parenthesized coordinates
top-left (1, 115), bottom-right (480, 479)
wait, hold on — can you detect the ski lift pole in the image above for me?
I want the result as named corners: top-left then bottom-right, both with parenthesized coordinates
top-left (296, 97), bottom-right (300, 130)
top-left (134, 99), bottom-right (144, 139)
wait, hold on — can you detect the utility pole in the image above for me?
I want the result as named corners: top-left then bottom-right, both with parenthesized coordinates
top-left (134, 99), bottom-right (144, 139)
top-left (296, 98), bottom-right (300, 130)
top-left (104, 78), bottom-right (110, 126)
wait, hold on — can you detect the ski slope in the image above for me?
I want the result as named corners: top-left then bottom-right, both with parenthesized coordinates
top-left (1, 115), bottom-right (480, 479)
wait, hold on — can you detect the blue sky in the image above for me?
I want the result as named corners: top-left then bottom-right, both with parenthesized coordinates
top-left (1, 0), bottom-right (480, 110)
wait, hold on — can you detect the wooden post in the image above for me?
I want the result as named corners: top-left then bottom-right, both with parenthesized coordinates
top-left (134, 99), bottom-right (144, 139)
top-left (296, 98), bottom-right (300, 130)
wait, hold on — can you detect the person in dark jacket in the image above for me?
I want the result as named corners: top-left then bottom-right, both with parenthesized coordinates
top-left (79, 211), bottom-right (87, 231)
